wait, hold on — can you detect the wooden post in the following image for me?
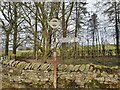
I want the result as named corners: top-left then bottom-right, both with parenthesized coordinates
top-left (48, 18), bottom-right (60, 88)
top-left (53, 50), bottom-right (57, 88)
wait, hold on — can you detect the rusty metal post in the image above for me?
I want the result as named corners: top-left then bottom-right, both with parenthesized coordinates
top-left (53, 50), bottom-right (57, 88)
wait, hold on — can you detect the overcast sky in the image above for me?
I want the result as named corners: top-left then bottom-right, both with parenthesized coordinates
top-left (0, 0), bottom-right (117, 49)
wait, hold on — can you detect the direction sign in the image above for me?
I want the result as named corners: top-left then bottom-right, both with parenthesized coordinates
top-left (59, 37), bottom-right (79, 43)
top-left (49, 18), bottom-right (60, 29)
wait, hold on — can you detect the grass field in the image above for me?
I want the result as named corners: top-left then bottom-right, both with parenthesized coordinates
top-left (0, 44), bottom-right (119, 66)
top-left (0, 44), bottom-right (119, 55)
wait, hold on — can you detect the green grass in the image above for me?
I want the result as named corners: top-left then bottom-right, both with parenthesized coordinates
top-left (1, 44), bottom-right (119, 55)
top-left (1, 50), bottom-right (34, 57)
top-left (16, 50), bottom-right (33, 56)
top-left (78, 44), bottom-right (118, 50)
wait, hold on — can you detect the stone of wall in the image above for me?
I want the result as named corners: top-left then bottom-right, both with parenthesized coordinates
top-left (1, 60), bottom-right (120, 88)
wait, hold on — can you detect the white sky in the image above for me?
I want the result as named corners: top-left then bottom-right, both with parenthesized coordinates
top-left (0, 0), bottom-right (117, 47)
top-left (86, 0), bottom-right (116, 45)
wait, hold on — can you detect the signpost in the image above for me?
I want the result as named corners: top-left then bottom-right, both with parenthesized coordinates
top-left (49, 18), bottom-right (79, 88)
top-left (49, 18), bottom-right (60, 88)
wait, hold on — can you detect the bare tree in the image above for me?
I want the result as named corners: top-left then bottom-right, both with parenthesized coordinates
top-left (0, 2), bottom-right (14, 56)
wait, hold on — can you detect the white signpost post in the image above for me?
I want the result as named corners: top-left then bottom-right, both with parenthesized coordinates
top-left (48, 18), bottom-right (60, 88)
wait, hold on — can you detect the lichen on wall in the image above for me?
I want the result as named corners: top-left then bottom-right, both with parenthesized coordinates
top-left (1, 60), bottom-right (120, 88)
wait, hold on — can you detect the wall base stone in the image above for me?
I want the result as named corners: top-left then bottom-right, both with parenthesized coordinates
top-left (1, 60), bottom-right (120, 88)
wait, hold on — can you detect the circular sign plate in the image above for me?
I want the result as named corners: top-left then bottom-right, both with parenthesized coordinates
top-left (49, 18), bottom-right (60, 29)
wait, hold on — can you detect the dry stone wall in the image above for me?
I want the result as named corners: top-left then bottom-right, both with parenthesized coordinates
top-left (1, 60), bottom-right (120, 88)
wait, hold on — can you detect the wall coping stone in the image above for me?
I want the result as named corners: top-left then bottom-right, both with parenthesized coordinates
top-left (1, 60), bottom-right (120, 73)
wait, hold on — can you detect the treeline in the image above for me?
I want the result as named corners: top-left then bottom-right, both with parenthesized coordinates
top-left (0, 1), bottom-right (119, 61)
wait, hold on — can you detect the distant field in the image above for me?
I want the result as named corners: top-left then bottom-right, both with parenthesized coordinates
top-left (0, 44), bottom-right (119, 57)
top-left (0, 44), bottom-right (119, 67)
top-left (79, 44), bottom-right (118, 50)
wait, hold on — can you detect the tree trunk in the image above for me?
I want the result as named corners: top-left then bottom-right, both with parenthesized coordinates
top-left (92, 31), bottom-right (95, 58)
top-left (5, 33), bottom-right (9, 56)
top-left (61, 2), bottom-right (67, 60)
top-left (34, 3), bottom-right (38, 60)
top-left (91, 13), bottom-right (97, 58)
top-left (101, 38), bottom-right (105, 56)
top-left (74, 2), bottom-right (78, 60)
top-left (115, 2), bottom-right (119, 56)
top-left (13, 3), bottom-right (17, 60)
